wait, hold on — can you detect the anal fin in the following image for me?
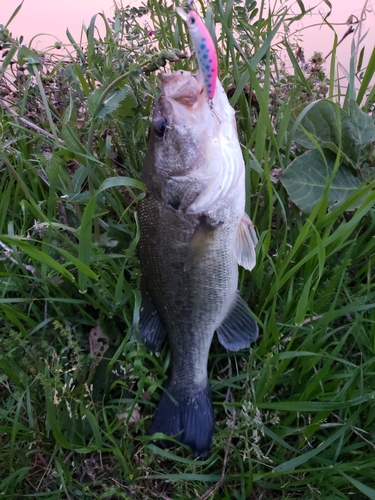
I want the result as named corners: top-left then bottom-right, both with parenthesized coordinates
top-left (234, 213), bottom-right (258, 271)
top-left (216, 292), bottom-right (259, 351)
top-left (134, 290), bottom-right (166, 351)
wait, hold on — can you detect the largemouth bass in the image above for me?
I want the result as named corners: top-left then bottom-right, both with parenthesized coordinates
top-left (137, 70), bottom-right (258, 457)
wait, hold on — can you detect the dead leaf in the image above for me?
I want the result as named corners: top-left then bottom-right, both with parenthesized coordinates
top-left (89, 326), bottom-right (109, 370)
top-left (117, 404), bottom-right (141, 425)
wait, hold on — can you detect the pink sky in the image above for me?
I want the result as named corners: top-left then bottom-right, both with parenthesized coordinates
top-left (279, 0), bottom-right (375, 75)
top-left (2, 0), bottom-right (374, 74)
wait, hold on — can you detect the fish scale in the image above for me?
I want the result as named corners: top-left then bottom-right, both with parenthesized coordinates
top-left (176, 7), bottom-right (218, 99)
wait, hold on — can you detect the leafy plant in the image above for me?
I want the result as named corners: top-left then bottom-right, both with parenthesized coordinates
top-left (281, 98), bottom-right (375, 213)
top-left (1, 0), bottom-right (375, 498)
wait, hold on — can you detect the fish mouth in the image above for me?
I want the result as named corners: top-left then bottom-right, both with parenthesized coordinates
top-left (160, 70), bottom-right (204, 107)
top-left (152, 70), bottom-right (207, 132)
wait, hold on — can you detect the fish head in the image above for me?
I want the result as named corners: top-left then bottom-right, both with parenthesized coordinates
top-left (153, 70), bottom-right (212, 172)
top-left (143, 70), bottom-right (244, 215)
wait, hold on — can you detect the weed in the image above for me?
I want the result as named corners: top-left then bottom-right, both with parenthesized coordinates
top-left (1, 0), bottom-right (375, 498)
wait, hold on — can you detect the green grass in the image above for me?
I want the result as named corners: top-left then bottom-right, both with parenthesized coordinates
top-left (1, 0), bottom-right (375, 498)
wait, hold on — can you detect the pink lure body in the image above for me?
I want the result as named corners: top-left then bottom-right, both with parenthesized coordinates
top-left (176, 7), bottom-right (218, 99)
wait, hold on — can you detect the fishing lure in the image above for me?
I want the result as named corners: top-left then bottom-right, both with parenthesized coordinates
top-left (176, 5), bottom-right (218, 99)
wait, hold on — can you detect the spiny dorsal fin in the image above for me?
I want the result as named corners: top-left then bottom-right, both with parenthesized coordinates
top-left (216, 291), bottom-right (259, 351)
top-left (234, 213), bottom-right (258, 271)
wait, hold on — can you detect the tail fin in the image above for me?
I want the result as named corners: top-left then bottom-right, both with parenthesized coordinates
top-left (150, 380), bottom-right (214, 458)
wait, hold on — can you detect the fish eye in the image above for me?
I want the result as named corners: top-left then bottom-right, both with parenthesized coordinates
top-left (154, 116), bottom-right (168, 138)
top-left (189, 16), bottom-right (196, 24)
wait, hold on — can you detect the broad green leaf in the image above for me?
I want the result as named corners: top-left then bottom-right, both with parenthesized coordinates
top-left (346, 99), bottom-right (375, 146)
top-left (69, 59), bottom-right (91, 97)
top-left (281, 149), bottom-right (362, 213)
top-left (291, 99), bottom-right (375, 165)
top-left (43, 156), bottom-right (74, 198)
top-left (87, 14), bottom-right (97, 65)
top-left (291, 100), bottom-right (340, 149)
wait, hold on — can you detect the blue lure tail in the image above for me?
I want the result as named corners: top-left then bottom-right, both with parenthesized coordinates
top-left (150, 380), bottom-right (214, 457)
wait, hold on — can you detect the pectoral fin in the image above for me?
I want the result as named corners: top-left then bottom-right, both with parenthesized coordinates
top-left (234, 213), bottom-right (258, 271)
top-left (134, 290), bottom-right (166, 351)
top-left (216, 292), bottom-right (259, 351)
top-left (184, 216), bottom-right (220, 272)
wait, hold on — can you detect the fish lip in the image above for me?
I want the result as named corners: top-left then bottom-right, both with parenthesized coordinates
top-left (160, 71), bottom-right (204, 107)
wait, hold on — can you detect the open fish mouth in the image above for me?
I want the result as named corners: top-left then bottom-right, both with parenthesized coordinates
top-left (160, 70), bottom-right (204, 106)
top-left (154, 71), bottom-right (210, 132)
